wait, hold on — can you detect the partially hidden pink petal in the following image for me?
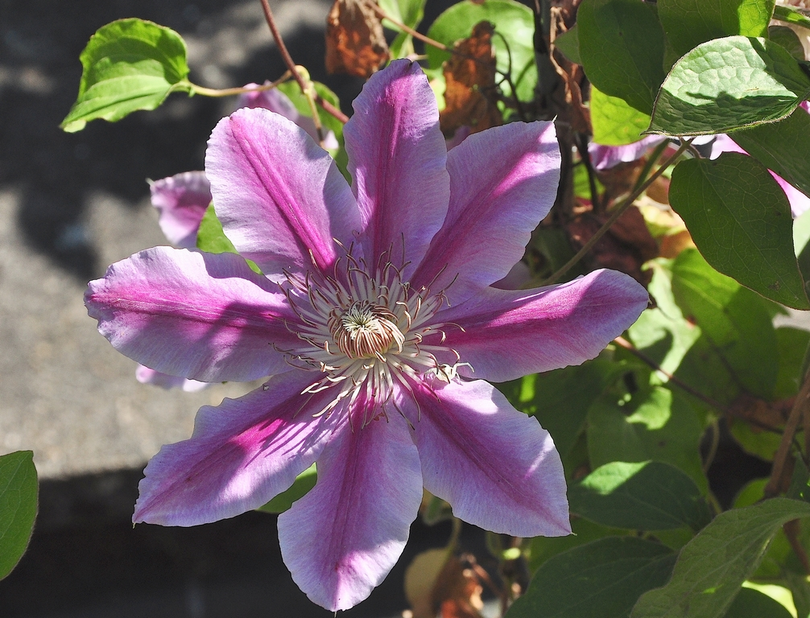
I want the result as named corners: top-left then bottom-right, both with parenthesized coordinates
top-left (149, 171), bottom-right (212, 248)
top-left (237, 83), bottom-right (339, 150)
top-left (436, 269), bottom-right (649, 382)
top-left (206, 108), bottom-right (359, 274)
top-left (588, 136), bottom-right (665, 171)
top-left (412, 122), bottom-right (560, 302)
top-left (85, 246), bottom-right (301, 382)
top-left (136, 365), bottom-right (208, 392)
top-left (344, 59), bottom-right (450, 274)
top-left (711, 135), bottom-right (810, 218)
top-left (278, 401), bottom-right (422, 611)
top-left (405, 378), bottom-right (570, 537)
top-left (134, 372), bottom-right (339, 526)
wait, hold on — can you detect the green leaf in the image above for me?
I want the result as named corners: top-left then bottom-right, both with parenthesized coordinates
top-left (587, 386), bottom-right (708, 492)
top-left (732, 105), bottom-right (810, 203)
top-left (770, 25), bottom-right (807, 61)
top-left (425, 0), bottom-right (537, 102)
top-left (649, 36), bottom-right (810, 135)
top-left (0, 451), bottom-right (37, 580)
top-left (378, 0), bottom-right (425, 58)
top-left (657, 0), bottom-right (775, 58)
top-left (255, 464), bottom-right (317, 514)
top-left (196, 204), bottom-right (262, 274)
top-left (527, 518), bottom-right (630, 573)
top-left (773, 4), bottom-right (810, 30)
top-left (61, 19), bottom-right (193, 132)
top-left (577, 0), bottom-right (666, 114)
top-left (671, 249), bottom-right (780, 398)
top-left (630, 498), bottom-right (810, 618)
top-left (498, 360), bottom-right (627, 459)
top-left (669, 154), bottom-right (809, 309)
top-left (722, 587), bottom-right (793, 618)
top-left (569, 461), bottom-right (711, 532)
top-left (554, 25), bottom-right (581, 65)
top-left (628, 260), bottom-right (739, 408)
top-left (508, 537), bottom-right (676, 618)
top-left (591, 86), bottom-right (652, 146)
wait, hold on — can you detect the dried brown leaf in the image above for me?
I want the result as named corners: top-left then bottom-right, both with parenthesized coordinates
top-left (325, 0), bottom-right (389, 78)
top-left (404, 550), bottom-right (484, 618)
top-left (440, 21), bottom-right (502, 137)
top-left (565, 206), bottom-right (658, 285)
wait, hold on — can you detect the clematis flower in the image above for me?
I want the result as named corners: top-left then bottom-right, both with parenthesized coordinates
top-left (85, 60), bottom-right (648, 611)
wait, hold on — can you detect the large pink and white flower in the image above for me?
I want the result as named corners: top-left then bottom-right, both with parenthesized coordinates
top-left (85, 60), bottom-right (648, 611)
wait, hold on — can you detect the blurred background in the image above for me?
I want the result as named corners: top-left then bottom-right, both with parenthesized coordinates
top-left (0, 0), bottom-right (466, 615)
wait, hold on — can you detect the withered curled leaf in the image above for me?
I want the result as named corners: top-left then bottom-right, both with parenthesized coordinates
top-left (325, 0), bottom-right (389, 78)
top-left (440, 21), bottom-right (502, 138)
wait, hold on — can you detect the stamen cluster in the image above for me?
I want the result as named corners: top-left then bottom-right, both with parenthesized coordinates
top-left (281, 250), bottom-right (460, 424)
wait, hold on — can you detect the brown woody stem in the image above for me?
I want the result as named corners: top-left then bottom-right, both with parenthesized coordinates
top-left (259, 0), bottom-right (349, 125)
top-left (541, 140), bottom-right (691, 286)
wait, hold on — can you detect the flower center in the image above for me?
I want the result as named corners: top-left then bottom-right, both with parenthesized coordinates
top-left (279, 247), bottom-right (465, 423)
top-left (329, 301), bottom-right (405, 360)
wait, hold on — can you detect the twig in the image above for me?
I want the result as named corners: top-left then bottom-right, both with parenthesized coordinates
top-left (764, 371), bottom-right (810, 497)
top-left (258, 0), bottom-right (349, 125)
top-left (541, 139), bottom-right (692, 285)
top-left (362, 0), bottom-right (449, 52)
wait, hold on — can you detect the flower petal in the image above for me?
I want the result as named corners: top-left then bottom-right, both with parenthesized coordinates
top-left (412, 121), bottom-right (560, 301)
top-left (436, 269), bottom-right (649, 382)
top-left (149, 171), bottom-right (212, 248)
top-left (278, 402), bottom-right (422, 611)
top-left (344, 59), bottom-right (450, 273)
top-left (85, 246), bottom-right (301, 382)
top-left (588, 136), bottom-right (666, 171)
top-left (134, 372), bottom-right (339, 526)
top-left (206, 108), bottom-right (359, 274)
top-left (405, 378), bottom-right (570, 537)
top-left (135, 365), bottom-right (208, 392)
top-left (237, 83), bottom-right (339, 150)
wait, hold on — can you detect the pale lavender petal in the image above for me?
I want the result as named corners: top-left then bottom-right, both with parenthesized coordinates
top-left (435, 269), bottom-right (649, 382)
top-left (206, 108), bottom-right (359, 274)
top-left (134, 372), bottom-right (339, 526)
top-left (493, 261), bottom-right (531, 290)
top-left (344, 59), bottom-right (450, 273)
top-left (136, 365), bottom-right (208, 392)
top-left (279, 402), bottom-right (422, 611)
top-left (404, 378), bottom-right (570, 537)
top-left (710, 134), bottom-right (810, 217)
top-left (149, 171), bottom-right (211, 248)
top-left (237, 83), bottom-right (339, 150)
top-left (85, 246), bottom-right (301, 382)
top-left (412, 122), bottom-right (560, 302)
top-left (589, 135), bottom-right (666, 170)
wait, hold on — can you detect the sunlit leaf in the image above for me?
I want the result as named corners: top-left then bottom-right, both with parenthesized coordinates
top-left (255, 464), bottom-right (317, 514)
top-left (631, 498), bottom-right (810, 618)
top-left (196, 204), bottom-right (261, 274)
top-left (591, 86), bottom-right (652, 146)
top-left (61, 19), bottom-right (192, 132)
top-left (649, 36), bottom-right (810, 135)
top-left (569, 461), bottom-right (711, 531)
top-left (657, 0), bottom-right (775, 58)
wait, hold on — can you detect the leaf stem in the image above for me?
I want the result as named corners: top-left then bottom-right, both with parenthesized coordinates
top-left (541, 139), bottom-right (691, 285)
top-left (258, 0), bottom-right (349, 124)
top-left (189, 72), bottom-right (291, 97)
top-left (362, 0), bottom-right (449, 52)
